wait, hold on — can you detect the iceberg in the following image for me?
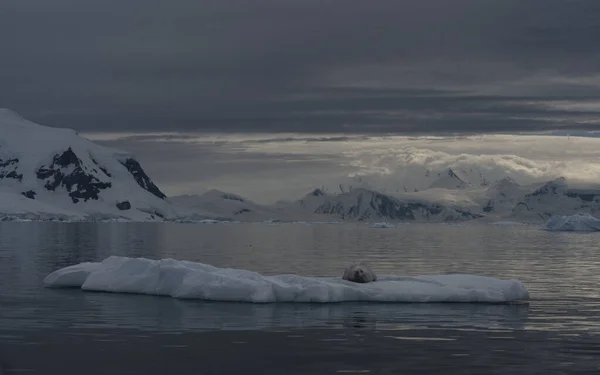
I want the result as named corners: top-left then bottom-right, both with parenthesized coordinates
top-left (44, 256), bottom-right (529, 303)
top-left (546, 213), bottom-right (600, 232)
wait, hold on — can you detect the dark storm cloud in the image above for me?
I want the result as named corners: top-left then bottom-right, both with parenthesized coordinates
top-left (1, 0), bottom-right (600, 133)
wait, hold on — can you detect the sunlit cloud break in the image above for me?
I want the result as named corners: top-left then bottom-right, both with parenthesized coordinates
top-left (88, 132), bottom-right (600, 203)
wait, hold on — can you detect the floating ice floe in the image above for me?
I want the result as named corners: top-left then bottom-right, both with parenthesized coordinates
top-left (546, 213), bottom-right (600, 232)
top-left (44, 256), bottom-right (529, 303)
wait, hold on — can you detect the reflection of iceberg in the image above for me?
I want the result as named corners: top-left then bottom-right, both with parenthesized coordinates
top-left (18, 292), bottom-right (527, 333)
top-left (44, 256), bottom-right (529, 303)
top-left (546, 213), bottom-right (600, 232)
top-left (337, 303), bottom-right (529, 331)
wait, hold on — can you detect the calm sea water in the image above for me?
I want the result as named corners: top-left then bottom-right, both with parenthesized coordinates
top-left (1, 221), bottom-right (600, 334)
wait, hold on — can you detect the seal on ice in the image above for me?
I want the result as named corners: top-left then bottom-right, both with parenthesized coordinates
top-left (342, 263), bottom-right (377, 283)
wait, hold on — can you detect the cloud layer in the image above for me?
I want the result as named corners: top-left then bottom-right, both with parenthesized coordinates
top-left (2, 0), bottom-right (600, 132)
top-left (88, 132), bottom-right (600, 203)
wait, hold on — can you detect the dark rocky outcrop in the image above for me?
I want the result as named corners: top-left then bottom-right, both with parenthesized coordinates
top-left (221, 193), bottom-right (244, 202)
top-left (234, 208), bottom-right (251, 215)
top-left (0, 157), bottom-right (19, 168)
top-left (21, 190), bottom-right (36, 199)
top-left (0, 157), bottom-right (23, 181)
top-left (119, 158), bottom-right (166, 199)
top-left (116, 201), bottom-right (131, 210)
top-left (310, 188), bottom-right (325, 196)
top-left (566, 189), bottom-right (600, 202)
top-left (3, 171), bottom-right (23, 181)
top-left (483, 200), bottom-right (494, 212)
top-left (36, 148), bottom-right (112, 203)
top-left (89, 154), bottom-right (112, 177)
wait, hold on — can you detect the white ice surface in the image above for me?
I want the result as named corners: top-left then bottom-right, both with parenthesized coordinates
top-left (546, 213), bottom-right (600, 232)
top-left (44, 256), bottom-right (530, 303)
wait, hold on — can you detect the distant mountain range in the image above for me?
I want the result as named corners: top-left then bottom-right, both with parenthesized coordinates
top-left (2, 108), bottom-right (600, 223)
top-left (168, 177), bottom-right (600, 224)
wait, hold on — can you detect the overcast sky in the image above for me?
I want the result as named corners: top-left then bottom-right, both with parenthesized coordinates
top-left (2, 0), bottom-right (600, 133)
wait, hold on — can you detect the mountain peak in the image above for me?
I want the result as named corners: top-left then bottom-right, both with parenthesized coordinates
top-left (428, 168), bottom-right (470, 190)
top-left (447, 168), bottom-right (460, 178)
top-left (0, 111), bottom-right (174, 220)
top-left (529, 177), bottom-right (569, 197)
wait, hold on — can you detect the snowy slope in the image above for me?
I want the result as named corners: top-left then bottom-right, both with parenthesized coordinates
top-left (284, 188), bottom-right (484, 222)
top-left (0, 109), bottom-right (187, 221)
top-left (471, 177), bottom-right (530, 216)
top-left (292, 188), bottom-right (331, 213)
top-left (508, 178), bottom-right (600, 222)
top-left (428, 168), bottom-right (472, 190)
top-left (169, 190), bottom-right (286, 221)
top-left (546, 213), bottom-right (600, 232)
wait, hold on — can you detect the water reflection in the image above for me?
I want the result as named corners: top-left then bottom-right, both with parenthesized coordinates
top-left (0, 289), bottom-right (530, 333)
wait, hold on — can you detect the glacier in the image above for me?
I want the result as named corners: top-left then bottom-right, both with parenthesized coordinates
top-left (546, 213), bottom-right (600, 232)
top-left (44, 256), bottom-right (530, 303)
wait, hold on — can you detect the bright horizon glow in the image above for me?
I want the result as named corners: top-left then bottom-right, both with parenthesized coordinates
top-left (86, 132), bottom-right (600, 204)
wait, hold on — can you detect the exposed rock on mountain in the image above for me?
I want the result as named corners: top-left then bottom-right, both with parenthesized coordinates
top-left (0, 108), bottom-right (178, 221)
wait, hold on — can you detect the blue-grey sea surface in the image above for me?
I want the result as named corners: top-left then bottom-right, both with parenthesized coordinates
top-left (1, 222), bottom-right (600, 374)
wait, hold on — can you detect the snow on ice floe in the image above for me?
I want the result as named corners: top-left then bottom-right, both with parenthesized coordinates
top-left (44, 256), bottom-right (529, 303)
top-left (546, 213), bottom-right (600, 232)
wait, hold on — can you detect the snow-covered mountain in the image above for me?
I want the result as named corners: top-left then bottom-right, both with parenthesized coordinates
top-left (476, 177), bottom-right (529, 215)
top-left (168, 177), bottom-right (600, 224)
top-left (283, 176), bottom-right (600, 223)
top-left (169, 190), bottom-right (285, 221)
top-left (508, 177), bottom-right (600, 221)
top-left (0, 109), bottom-right (187, 221)
top-left (170, 187), bottom-right (485, 223)
top-left (285, 188), bottom-right (483, 222)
